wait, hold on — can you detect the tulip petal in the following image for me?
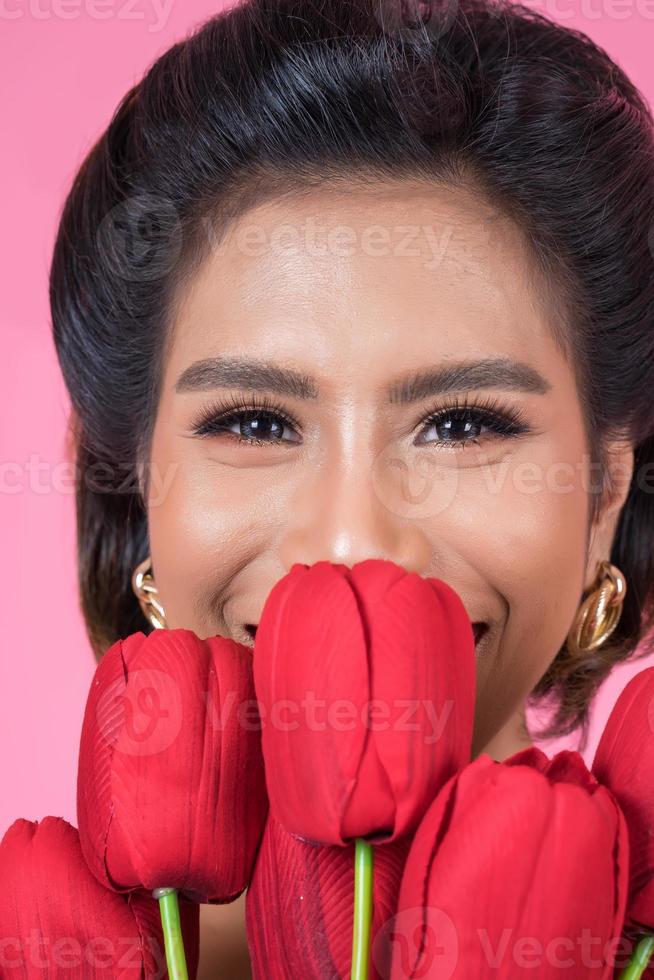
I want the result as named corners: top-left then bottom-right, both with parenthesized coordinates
top-left (592, 667), bottom-right (654, 932)
top-left (394, 753), bottom-right (629, 978)
top-left (342, 565), bottom-right (476, 842)
top-left (78, 628), bottom-right (268, 902)
top-left (0, 816), bottom-right (200, 978)
top-left (254, 562), bottom-right (371, 844)
top-left (245, 812), bottom-right (411, 979)
top-left (253, 559), bottom-right (476, 845)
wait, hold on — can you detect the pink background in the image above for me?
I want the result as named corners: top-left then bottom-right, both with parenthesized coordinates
top-left (1, 0), bottom-right (653, 836)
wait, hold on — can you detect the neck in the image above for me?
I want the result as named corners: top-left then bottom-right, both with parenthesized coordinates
top-left (476, 704), bottom-right (533, 762)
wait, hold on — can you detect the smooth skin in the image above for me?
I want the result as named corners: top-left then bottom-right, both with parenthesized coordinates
top-left (141, 181), bottom-right (634, 976)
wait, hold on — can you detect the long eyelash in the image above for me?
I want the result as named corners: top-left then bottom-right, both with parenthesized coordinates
top-left (189, 391), bottom-right (532, 447)
top-left (417, 393), bottom-right (531, 447)
top-left (190, 392), bottom-right (300, 439)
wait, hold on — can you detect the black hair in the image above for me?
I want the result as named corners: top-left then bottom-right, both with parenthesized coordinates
top-left (50, 0), bottom-right (654, 747)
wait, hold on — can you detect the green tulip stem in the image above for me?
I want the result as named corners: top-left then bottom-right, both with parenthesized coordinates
top-left (618, 933), bottom-right (654, 979)
top-left (351, 838), bottom-right (374, 980)
top-left (152, 886), bottom-right (189, 980)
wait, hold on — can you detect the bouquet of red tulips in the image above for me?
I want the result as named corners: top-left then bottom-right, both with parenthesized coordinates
top-left (1, 558), bottom-right (654, 978)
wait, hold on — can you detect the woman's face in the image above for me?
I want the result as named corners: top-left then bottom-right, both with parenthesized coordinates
top-left (145, 182), bottom-right (633, 758)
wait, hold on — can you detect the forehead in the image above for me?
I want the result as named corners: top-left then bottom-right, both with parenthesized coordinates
top-left (166, 183), bottom-right (565, 389)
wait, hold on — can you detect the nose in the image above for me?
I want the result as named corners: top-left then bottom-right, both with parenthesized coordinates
top-left (277, 457), bottom-right (433, 576)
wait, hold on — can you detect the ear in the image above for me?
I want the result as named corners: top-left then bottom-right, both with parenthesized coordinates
top-left (584, 438), bottom-right (634, 591)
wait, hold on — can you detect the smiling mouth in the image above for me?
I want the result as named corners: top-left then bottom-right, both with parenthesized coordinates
top-left (473, 622), bottom-right (488, 647)
top-left (246, 621), bottom-right (489, 646)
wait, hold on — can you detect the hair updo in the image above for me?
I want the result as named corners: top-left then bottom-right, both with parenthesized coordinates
top-left (50, 0), bottom-right (654, 746)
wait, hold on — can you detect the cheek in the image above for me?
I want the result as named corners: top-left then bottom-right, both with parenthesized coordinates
top-left (443, 439), bottom-right (590, 737)
top-left (501, 455), bottom-right (587, 644)
top-left (145, 434), bottom-right (287, 633)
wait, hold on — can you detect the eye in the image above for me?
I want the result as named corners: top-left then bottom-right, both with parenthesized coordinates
top-left (414, 396), bottom-right (531, 450)
top-left (189, 392), bottom-right (532, 450)
top-left (190, 393), bottom-right (301, 446)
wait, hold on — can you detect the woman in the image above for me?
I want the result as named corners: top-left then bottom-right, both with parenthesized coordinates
top-left (49, 0), bottom-right (654, 974)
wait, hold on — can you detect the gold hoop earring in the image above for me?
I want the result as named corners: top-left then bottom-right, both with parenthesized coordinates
top-left (131, 556), bottom-right (168, 630)
top-left (566, 559), bottom-right (626, 656)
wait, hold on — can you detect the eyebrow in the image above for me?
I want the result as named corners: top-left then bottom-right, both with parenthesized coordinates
top-left (174, 355), bottom-right (551, 403)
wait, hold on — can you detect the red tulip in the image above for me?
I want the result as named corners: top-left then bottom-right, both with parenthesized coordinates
top-left (245, 812), bottom-right (411, 979)
top-left (0, 816), bottom-right (199, 978)
top-left (252, 558), bottom-right (476, 846)
top-left (591, 666), bottom-right (654, 977)
top-left (392, 748), bottom-right (629, 979)
top-left (77, 627), bottom-right (268, 903)
top-left (592, 666), bottom-right (654, 933)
